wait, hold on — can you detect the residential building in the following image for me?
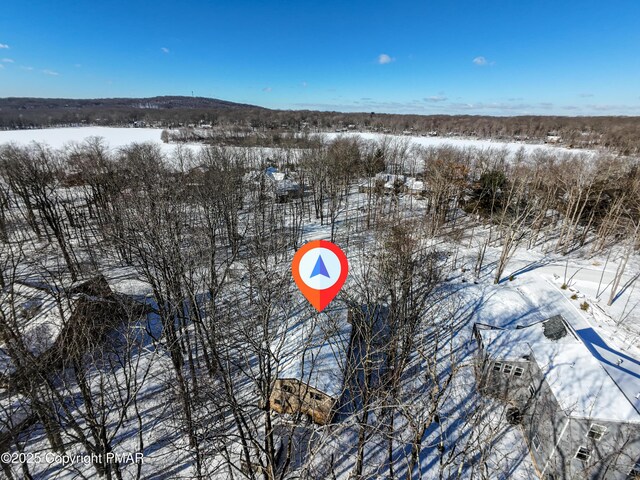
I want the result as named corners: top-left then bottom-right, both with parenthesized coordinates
top-left (473, 316), bottom-right (640, 480)
top-left (269, 309), bottom-right (351, 425)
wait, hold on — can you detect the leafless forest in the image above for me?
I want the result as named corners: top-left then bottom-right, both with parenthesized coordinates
top-left (0, 130), bottom-right (639, 479)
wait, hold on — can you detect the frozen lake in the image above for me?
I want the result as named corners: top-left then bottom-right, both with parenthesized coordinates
top-left (0, 127), bottom-right (166, 149)
top-left (0, 126), bottom-right (595, 158)
top-left (322, 131), bottom-right (592, 157)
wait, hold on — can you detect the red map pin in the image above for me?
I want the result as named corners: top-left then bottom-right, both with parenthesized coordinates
top-left (292, 240), bottom-right (349, 312)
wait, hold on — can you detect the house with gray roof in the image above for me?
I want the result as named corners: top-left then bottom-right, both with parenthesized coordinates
top-left (473, 316), bottom-right (640, 480)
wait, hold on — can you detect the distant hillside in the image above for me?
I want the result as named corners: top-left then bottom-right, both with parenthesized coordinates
top-left (0, 96), bottom-right (263, 112)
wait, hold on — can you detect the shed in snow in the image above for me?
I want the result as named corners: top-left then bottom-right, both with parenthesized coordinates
top-left (269, 308), bottom-right (351, 425)
top-left (473, 316), bottom-right (640, 480)
top-left (403, 177), bottom-right (427, 196)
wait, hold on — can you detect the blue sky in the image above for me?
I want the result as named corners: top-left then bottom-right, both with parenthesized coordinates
top-left (1, 0), bottom-right (639, 115)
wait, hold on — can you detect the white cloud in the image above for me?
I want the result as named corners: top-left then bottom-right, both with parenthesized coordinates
top-left (42, 69), bottom-right (59, 76)
top-left (74, 63), bottom-right (81, 68)
top-left (301, 81), bottom-right (308, 87)
top-left (161, 47), bottom-right (170, 54)
top-left (0, 64), bottom-right (4, 69)
top-left (579, 93), bottom-right (594, 98)
top-left (2, 58), bottom-right (13, 63)
top-left (473, 56), bottom-right (488, 66)
top-left (292, 98), bottom-right (640, 116)
top-left (0, 44), bottom-right (9, 49)
top-left (377, 53), bottom-right (394, 64)
top-left (262, 87), bottom-right (272, 92)
top-left (585, 103), bottom-right (636, 112)
top-left (20, 66), bottom-right (33, 71)
top-left (425, 95), bottom-right (448, 102)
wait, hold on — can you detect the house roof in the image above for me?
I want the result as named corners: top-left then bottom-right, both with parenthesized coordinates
top-left (244, 168), bottom-right (300, 194)
top-left (275, 306), bottom-right (351, 399)
top-left (0, 283), bottom-right (69, 374)
top-left (274, 178), bottom-right (300, 194)
top-left (476, 316), bottom-right (640, 424)
top-left (270, 171), bottom-right (286, 182)
top-left (0, 276), bottom-right (113, 376)
top-left (404, 177), bottom-right (426, 192)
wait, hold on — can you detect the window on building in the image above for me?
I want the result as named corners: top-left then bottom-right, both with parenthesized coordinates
top-left (503, 364), bottom-right (513, 374)
top-left (281, 384), bottom-right (296, 394)
top-left (514, 366), bottom-right (524, 377)
top-left (628, 463), bottom-right (640, 479)
top-left (587, 424), bottom-right (607, 441)
top-left (575, 446), bottom-right (591, 462)
top-left (528, 383), bottom-right (536, 397)
top-left (493, 362), bottom-right (503, 372)
top-left (308, 392), bottom-right (324, 402)
top-left (273, 398), bottom-right (283, 406)
top-left (532, 434), bottom-right (541, 451)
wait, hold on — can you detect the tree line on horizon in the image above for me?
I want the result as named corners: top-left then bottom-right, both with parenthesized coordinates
top-left (1, 97), bottom-right (640, 155)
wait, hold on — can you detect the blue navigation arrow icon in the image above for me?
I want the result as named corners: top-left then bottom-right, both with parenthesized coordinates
top-left (310, 254), bottom-right (330, 278)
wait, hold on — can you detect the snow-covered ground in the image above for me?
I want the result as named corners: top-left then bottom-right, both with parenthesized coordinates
top-left (1, 126), bottom-right (637, 479)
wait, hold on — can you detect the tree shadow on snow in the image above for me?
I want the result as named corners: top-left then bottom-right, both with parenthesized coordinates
top-left (575, 327), bottom-right (640, 380)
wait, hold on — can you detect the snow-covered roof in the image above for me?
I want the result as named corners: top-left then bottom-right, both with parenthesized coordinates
top-left (405, 177), bottom-right (426, 192)
top-left (274, 178), bottom-right (300, 194)
top-left (0, 284), bottom-right (69, 374)
top-left (477, 316), bottom-right (640, 424)
top-left (245, 167), bottom-right (300, 194)
top-left (0, 277), bottom-right (112, 376)
top-left (0, 393), bottom-right (31, 434)
top-left (275, 307), bottom-right (351, 399)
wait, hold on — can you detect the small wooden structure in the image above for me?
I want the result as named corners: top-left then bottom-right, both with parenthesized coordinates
top-left (269, 309), bottom-right (351, 425)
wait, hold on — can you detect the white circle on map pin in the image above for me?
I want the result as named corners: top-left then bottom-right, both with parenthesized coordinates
top-left (298, 247), bottom-right (341, 290)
